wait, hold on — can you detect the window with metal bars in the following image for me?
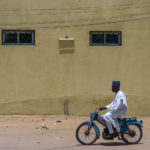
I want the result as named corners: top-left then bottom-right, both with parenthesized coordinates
top-left (2, 30), bottom-right (35, 45)
top-left (90, 31), bottom-right (122, 46)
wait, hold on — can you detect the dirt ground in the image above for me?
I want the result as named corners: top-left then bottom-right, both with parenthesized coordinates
top-left (0, 115), bottom-right (150, 150)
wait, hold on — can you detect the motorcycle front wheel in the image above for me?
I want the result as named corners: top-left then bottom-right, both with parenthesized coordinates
top-left (121, 124), bottom-right (143, 144)
top-left (76, 123), bottom-right (98, 145)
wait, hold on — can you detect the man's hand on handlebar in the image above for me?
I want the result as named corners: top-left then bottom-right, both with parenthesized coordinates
top-left (97, 107), bottom-right (107, 111)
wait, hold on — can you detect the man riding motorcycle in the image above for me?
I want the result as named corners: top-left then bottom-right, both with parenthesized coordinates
top-left (98, 81), bottom-right (128, 139)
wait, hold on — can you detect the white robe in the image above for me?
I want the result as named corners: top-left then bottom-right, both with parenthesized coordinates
top-left (103, 90), bottom-right (127, 134)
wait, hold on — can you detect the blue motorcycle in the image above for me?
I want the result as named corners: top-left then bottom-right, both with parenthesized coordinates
top-left (76, 109), bottom-right (143, 145)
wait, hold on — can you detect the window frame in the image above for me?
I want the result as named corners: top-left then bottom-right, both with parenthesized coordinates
top-left (90, 31), bottom-right (122, 46)
top-left (2, 30), bottom-right (35, 45)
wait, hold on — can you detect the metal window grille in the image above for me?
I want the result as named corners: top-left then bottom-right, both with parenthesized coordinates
top-left (2, 30), bottom-right (35, 45)
top-left (90, 31), bottom-right (122, 46)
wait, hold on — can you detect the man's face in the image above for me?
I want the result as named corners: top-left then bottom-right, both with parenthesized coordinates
top-left (112, 85), bottom-right (119, 93)
top-left (112, 85), bottom-right (116, 92)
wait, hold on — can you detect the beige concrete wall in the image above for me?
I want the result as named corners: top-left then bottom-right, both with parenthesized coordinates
top-left (0, 0), bottom-right (150, 115)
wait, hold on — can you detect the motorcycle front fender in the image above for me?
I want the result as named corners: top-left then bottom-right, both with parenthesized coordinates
top-left (83, 121), bottom-right (100, 138)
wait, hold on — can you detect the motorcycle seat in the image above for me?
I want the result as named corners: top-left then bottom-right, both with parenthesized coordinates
top-left (117, 117), bottom-right (137, 121)
top-left (117, 117), bottom-right (126, 121)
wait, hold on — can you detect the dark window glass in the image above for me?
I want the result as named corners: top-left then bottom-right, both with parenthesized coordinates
top-left (4, 32), bottom-right (18, 43)
top-left (106, 34), bottom-right (119, 44)
top-left (19, 32), bottom-right (32, 43)
top-left (92, 34), bottom-right (104, 44)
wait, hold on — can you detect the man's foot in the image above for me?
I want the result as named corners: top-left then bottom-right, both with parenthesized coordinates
top-left (113, 132), bottom-right (119, 138)
top-left (113, 128), bottom-right (119, 137)
top-left (105, 133), bottom-right (114, 140)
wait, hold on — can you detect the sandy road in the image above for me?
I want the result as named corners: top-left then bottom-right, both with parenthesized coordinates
top-left (0, 115), bottom-right (150, 150)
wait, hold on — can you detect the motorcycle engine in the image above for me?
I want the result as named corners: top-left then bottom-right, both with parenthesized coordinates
top-left (102, 128), bottom-right (110, 140)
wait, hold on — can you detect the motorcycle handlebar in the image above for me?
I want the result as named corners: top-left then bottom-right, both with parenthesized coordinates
top-left (96, 108), bottom-right (101, 113)
top-left (96, 107), bottom-right (106, 113)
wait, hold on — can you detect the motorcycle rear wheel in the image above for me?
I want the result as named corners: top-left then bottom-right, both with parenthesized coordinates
top-left (121, 124), bottom-right (142, 144)
top-left (76, 123), bottom-right (98, 145)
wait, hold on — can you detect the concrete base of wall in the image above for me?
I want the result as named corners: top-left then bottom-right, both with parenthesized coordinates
top-left (0, 94), bottom-right (149, 116)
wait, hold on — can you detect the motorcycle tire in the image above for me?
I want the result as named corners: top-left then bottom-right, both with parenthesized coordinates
top-left (76, 123), bottom-right (98, 145)
top-left (121, 124), bottom-right (143, 144)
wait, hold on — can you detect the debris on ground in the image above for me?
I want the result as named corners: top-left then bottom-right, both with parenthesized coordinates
top-left (40, 123), bottom-right (48, 129)
top-left (56, 120), bottom-right (62, 123)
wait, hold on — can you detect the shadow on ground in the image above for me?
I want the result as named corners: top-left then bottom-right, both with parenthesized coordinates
top-left (96, 142), bottom-right (143, 146)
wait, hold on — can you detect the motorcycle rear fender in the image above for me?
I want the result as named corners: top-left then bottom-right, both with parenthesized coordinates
top-left (83, 121), bottom-right (100, 138)
top-left (120, 119), bottom-right (143, 133)
top-left (126, 119), bottom-right (143, 127)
